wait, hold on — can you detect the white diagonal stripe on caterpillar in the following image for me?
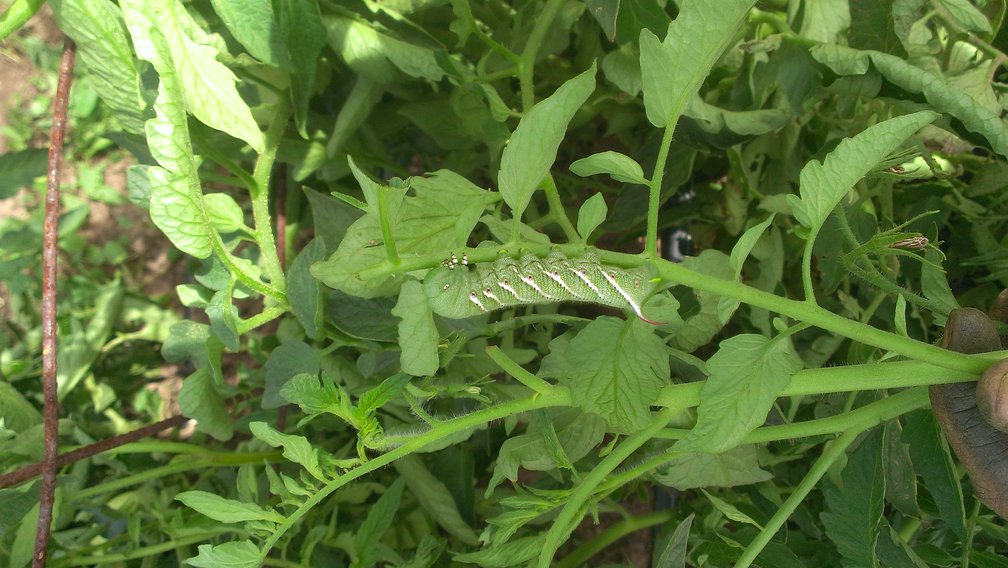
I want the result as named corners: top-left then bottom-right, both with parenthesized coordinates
top-left (468, 291), bottom-right (486, 310)
top-left (599, 269), bottom-right (646, 320)
top-left (423, 250), bottom-right (663, 324)
top-left (482, 287), bottom-right (503, 305)
top-left (542, 268), bottom-right (585, 299)
top-left (519, 273), bottom-right (558, 299)
top-left (497, 278), bottom-right (527, 301)
top-left (569, 266), bottom-right (604, 298)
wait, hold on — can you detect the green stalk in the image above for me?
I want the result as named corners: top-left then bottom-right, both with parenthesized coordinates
top-left (517, 0), bottom-right (567, 111)
top-left (536, 405), bottom-right (683, 568)
top-left (357, 244), bottom-right (990, 373)
top-left (378, 186), bottom-right (400, 265)
top-left (238, 306), bottom-right (286, 334)
top-left (633, 252), bottom-right (987, 374)
top-left (542, 176), bottom-right (579, 242)
top-left (607, 387), bottom-right (932, 495)
top-left (251, 100), bottom-right (290, 292)
top-left (55, 528), bottom-right (238, 566)
top-left (66, 452), bottom-right (281, 501)
top-left (487, 345), bottom-right (559, 395)
top-left (800, 224), bottom-right (818, 303)
top-left (259, 392), bottom-right (568, 559)
top-left (457, 0), bottom-right (520, 64)
top-left (554, 509), bottom-right (678, 568)
top-left (0, 0), bottom-right (44, 41)
top-left (735, 427), bottom-right (862, 567)
top-left (735, 391), bottom-right (927, 566)
top-left (646, 124), bottom-right (677, 257)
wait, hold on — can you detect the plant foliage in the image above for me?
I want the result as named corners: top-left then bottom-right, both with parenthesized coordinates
top-left (3, 0), bottom-right (1008, 566)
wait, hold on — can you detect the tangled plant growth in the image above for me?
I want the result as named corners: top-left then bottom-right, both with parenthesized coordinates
top-left (2, 0), bottom-right (1008, 566)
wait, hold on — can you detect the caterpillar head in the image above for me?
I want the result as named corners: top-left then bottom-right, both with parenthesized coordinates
top-left (423, 258), bottom-right (472, 310)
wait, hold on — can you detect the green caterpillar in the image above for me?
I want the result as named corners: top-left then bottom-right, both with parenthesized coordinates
top-left (422, 251), bottom-right (661, 323)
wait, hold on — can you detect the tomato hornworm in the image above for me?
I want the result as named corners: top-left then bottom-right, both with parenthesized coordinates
top-left (423, 251), bottom-right (662, 323)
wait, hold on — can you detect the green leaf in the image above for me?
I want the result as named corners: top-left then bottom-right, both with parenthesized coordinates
top-left (498, 64), bottom-right (596, 221)
top-left (654, 513), bottom-right (693, 568)
top-left (210, 0), bottom-right (288, 66)
top-left (799, 0), bottom-right (850, 42)
top-left (202, 193), bottom-right (248, 234)
top-left (352, 477), bottom-right (406, 568)
top-left (50, 0), bottom-right (148, 134)
top-left (669, 250), bottom-right (734, 352)
top-left (684, 96), bottom-right (792, 142)
top-left (119, 7), bottom-right (216, 257)
top-left (550, 317), bottom-right (668, 433)
top-left (0, 486), bottom-right (41, 534)
top-left (575, 193), bottom-right (608, 243)
top-left (0, 381), bottom-right (41, 432)
top-left (653, 445), bottom-right (772, 489)
top-left (263, 340), bottom-right (321, 409)
top-left (921, 248), bottom-right (958, 322)
top-left (324, 293), bottom-right (399, 343)
top-left (701, 489), bottom-right (762, 529)
top-left (288, 238), bottom-right (327, 338)
top-left (488, 409), bottom-right (606, 492)
top-left (882, 421), bottom-right (920, 518)
top-left (278, 0), bottom-right (326, 138)
top-left (326, 76), bottom-right (384, 158)
top-left (811, 45), bottom-right (1008, 158)
top-left (729, 214), bottom-right (775, 278)
top-left (848, 0), bottom-right (905, 56)
top-left (399, 535), bottom-right (446, 568)
top-left (601, 43), bottom-right (642, 96)
top-left (787, 111), bottom-right (938, 234)
top-left (480, 214), bottom-right (550, 245)
top-left (178, 369), bottom-right (233, 440)
top-left (937, 0), bottom-right (992, 33)
top-left (311, 170), bottom-right (492, 298)
top-left (569, 151), bottom-right (648, 185)
top-left (163, 321), bottom-right (224, 383)
top-left (453, 535), bottom-right (543, 567)
top-left (585, 0), bottom-right (618, 41)
top-left (206, 289), bottom-right (240, 351)
top-left (874, 518), bottom-right (928, 568)
top-left (126, 164), bottom-right (152, 209)
top-left (356, 373), bottom-right (411, 420)
top-left (57, 278), bottom-right (124, 399)
top-left (675, 334), bottom-right (803, 453)
top-left (902, 410), bottom-right (966, 540)
top-left (176, 490), bottom-right (283, 523)
top-left (821, 429), bottom-right (886, 568)
top-left (392, 280), bottom-right (440, 376)
top-left (0, 148), bottom-right (47, 199)
top-left (187, 540), bottom-right (262, 568)
top-left (249, 421), bottom-right (326, 481)
top-left (280, 373), bottom-right (350, 419)
top-left (120, 0), bottom-right (264, 152)
top-left (326, 17), bottom-right (444, 83)
top-left (394, 455), bottom-right (478, 544)
top-left (303, 187), bottom-right (364, 253)
top-left (639, 0), bottom-right (755, 128)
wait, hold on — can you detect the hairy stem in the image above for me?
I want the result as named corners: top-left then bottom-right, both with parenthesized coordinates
top-left (517, 0), bottom-right (567, 111)
top-left (250, 101), bottom-right (289, 293)
top-left (537, 406), bottom-right (683, 567)
top-left (259, 392), bottom-right (568, 558)
top-left (646, 124), bottom-right (677, 258)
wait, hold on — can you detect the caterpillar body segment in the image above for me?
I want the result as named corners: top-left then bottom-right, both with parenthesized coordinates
top-left (423, 251), bottom-right (661, 323)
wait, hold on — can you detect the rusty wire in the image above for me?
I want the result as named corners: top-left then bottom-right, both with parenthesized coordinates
top-left (34, 38), bottom-right (76, 568)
